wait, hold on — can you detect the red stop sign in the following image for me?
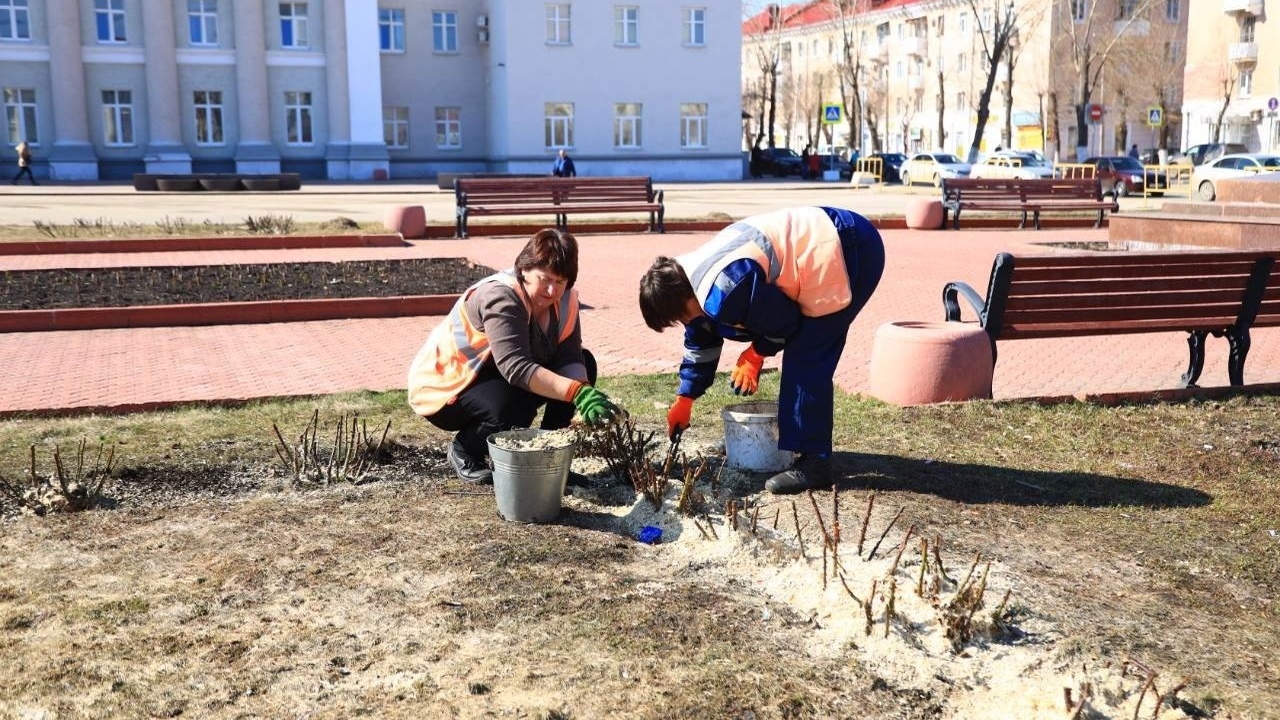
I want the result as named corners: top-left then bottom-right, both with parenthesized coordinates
top-left (1088, 104), bottom-right (1104, 122)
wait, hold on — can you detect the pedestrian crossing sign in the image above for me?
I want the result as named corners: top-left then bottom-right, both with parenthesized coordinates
top-left (822, 104), bottom-right (842, 125)
top-left (1147, 107), bottom-right (1163, 127)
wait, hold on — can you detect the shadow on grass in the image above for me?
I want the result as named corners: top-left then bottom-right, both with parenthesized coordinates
top-left (839, 452), bottom-right (1212, 508)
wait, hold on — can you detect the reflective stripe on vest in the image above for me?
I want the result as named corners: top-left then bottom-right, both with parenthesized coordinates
top-left (676, 207), bottom-right (852, 318)
top-left (407, 271), bottom-right (579, 417)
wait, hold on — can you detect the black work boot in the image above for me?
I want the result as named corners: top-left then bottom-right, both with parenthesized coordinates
top-left (448, 438), bottom-right (493, 484)
top-left (765, 454), bottom-right (833, 495)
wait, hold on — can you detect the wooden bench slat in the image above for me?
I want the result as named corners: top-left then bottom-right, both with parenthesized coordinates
top-left (1006, 289), bottom-right (1254, 311)
top-left (1004, 304), bottom-right (1247, 325)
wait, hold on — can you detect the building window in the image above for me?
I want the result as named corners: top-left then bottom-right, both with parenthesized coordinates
top-left (914, 95), bottom-right (923, 113)
top-left (1163, 40), bottom-right (1180, 62)
top-left (935, 15), bottom-right (944, 36)
top-left (193, 90), bottom-right (223, 145)
top-left (434, 106), bottom-right (460, 148)
top-left (957, 91), bottom-right (967, 109)
top-left (545, 102), bottom-right (573, 148)
top-left (1241, 15), bottom-right (1255, 42)
top-left (683, 7), bottom-right (705, 46)
top-left (1071, 0), bottom-right (1087, 22)
top-left (432, 11), bottom-right (457, 52)
top-left (615, 6), bottom-right (638, 46)
top-left (1165, 0), bottom-right (1179, 21)
top-left (546, 4), bottom-right (571, 44)
top-left (101, 89), bottom-right (133, 146)
top-left (895, 60), bottom-right (904, 79)
top-left (383, 106), bottom-right (409, 148)
top-left (379, 8), bottom-right (404, 52)
top-left (1117, 0), bottom-right (1136, 20)
top-left (279, 2), bottom-right (308, 48)
top-left (957, 53), bottom-right (966, 72)
top-left (188, 0), bottom-right (218, 46)
top-left (284, 90), bottom-right (312, 145)
top-left (95, 0), bottom-right (126, 43)
top-left (3, 87), bottom-right (37, 144)
top-left (680, 102), bottom-right (707, 148)
top-left (958, 12), bottom-right (967, 33)
top-left (0, 0), bottom-right (31, 40)
top-left (1239, 68), bottom-right (1253, 97)
top-left (613, 102), bottom-right (642, 148)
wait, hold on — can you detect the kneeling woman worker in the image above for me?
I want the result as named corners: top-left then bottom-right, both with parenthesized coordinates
top-left (638, 206), bottom-right (884, 494)
top-left (408, 228), bottom-right (621, 483)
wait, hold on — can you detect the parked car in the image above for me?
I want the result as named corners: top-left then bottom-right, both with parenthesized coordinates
top-left (900, 152), bottom-right (972, 187)
top-left (1170, 143), bottom-right (1249, 167)
top-left (756, 147), bottom-right (805, 177)
top-left (815, 151), bottom-right (854, 179)
top-left (1081, 156), bottom-right (1167, 197)
top-left (969, 151), bottom-right (1055, 180)
top-left (1190, 153), bottom-right (1280, 201)
top-left (858, 152), bottom-right (906, 183)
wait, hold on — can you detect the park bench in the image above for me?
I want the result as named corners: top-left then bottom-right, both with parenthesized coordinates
top-left (942, 249), bottom-right (1280, 388)
top-left (941, 177), bottom-right (1118, 230)
top-left (454, 176), bottom-right (664, 238)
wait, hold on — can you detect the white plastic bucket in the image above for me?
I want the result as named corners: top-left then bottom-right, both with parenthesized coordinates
top-left (487, 429), bottom-right (578, 523)
top-left (721, 401), bottom-right (793, 473)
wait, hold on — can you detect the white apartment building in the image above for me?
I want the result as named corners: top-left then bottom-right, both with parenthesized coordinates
top-left (0, 0), bottom-right (742, 182)
top-left (1182, 0), bottom-right (1278, 152)
top-left (744, 0), bottom-right (1188, 162)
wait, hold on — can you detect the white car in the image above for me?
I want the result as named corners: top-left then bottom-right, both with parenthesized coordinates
top-left (969, 151), bottom-right (1055, 180)
top-left (900, 152), bottom-right (972, 187)
top-left (1191, 153), bottom-right (1280, 201)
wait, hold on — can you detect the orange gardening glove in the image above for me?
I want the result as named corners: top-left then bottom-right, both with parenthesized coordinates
top-left (730, 346), bottom-right (766, 396)
top-left (667, 396), bottom-right (694, 440)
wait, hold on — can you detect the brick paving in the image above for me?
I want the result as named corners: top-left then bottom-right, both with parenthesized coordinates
top-left (2, 186), bottom-right (1279, 415)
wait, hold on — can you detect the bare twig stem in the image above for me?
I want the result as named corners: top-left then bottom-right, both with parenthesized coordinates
top-left (866, 506), bottom-right (905, 561)
top-left (857, 492), bottom-right (875, 555)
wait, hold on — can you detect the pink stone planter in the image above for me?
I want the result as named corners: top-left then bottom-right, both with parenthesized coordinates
top-left (383, 205), bottom-right (427, 239)
top-left (868, 321), bottom-right (994, 406)
top-left (905, 199), bottom-right (945, 230)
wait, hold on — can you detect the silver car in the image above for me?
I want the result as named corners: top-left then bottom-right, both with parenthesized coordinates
top-left (969, 151), bottom-right (1055, 180)
top-left (900, 152), bottom-right (972, 187)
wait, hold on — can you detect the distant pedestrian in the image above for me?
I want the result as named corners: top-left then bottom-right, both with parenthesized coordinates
top-left (551, 149), bottom-right (577, 178)
top-left (749, 142), bottom-right (763, 179)
top-left (11, 142), bottom-right (36, 185)
top-left (1128, 144), bottom-right (1140, 159)
top-left (800, 146), bottom-right (812, 179)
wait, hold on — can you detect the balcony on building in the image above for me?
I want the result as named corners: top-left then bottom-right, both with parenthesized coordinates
top-left (1223, 0), bottom-right (1263, 14)
top-left (902, 35), bottom-right (927, 57)
top-left (865, 42), bottom-right (887, 62)
top-left (1229, 41), bottom-right (1259, 64)
top-left (908, 74), bottom-right (924, 92)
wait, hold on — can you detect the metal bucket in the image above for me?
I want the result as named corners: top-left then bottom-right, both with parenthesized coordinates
top-left (721, 401), bottom-right (793, 473)
top-left (487, 429), bottom-right (578, 523)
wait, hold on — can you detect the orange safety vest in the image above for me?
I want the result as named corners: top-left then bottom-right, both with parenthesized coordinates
top-left (677, 206), bottom-right (851, 318)
top-left (407, 271), bottom-right (579, 417)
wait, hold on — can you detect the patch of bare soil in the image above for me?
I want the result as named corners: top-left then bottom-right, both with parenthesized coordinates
top-left (2, 429), bottom-right (1269, 719)
top-left (0, 258), bottom-right (494, 310)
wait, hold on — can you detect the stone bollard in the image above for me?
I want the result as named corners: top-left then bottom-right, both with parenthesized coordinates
top-left (868, 321), bottom-right (994, 406)
top-left (905, 198), bottom-right (945, 230)
top-left (383, 205), bottom-right (427, 239)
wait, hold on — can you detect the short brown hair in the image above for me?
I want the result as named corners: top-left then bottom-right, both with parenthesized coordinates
top-left (638, 256), bottom-right (695, 331)
top-left (515, 228), bottom-right (578, 288)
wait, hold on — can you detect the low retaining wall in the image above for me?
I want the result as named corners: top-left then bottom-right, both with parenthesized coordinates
top-left (133, 173), bottom-right (302, 192)
top-left (0, 234), bottom-right (407, 256)
top-left (0, 295), bottom-right (459, 333)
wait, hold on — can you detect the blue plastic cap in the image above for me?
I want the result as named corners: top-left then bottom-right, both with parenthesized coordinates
top-left (637, 525), bottom-right (663, 544)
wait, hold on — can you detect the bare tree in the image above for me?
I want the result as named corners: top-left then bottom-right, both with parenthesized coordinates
top-left (1057, 0), bottom-right (1161, 159)
top-left (828, 0), bottom-right (868, 152)
top-left (1213, 71), bottom-right (1239, 143)
top-left (964, 0), bottom-right (1020, 163)
top-left (1106, 12), bottom-right (1185, 157)
top-left (743, 4), bottom-right (788, 147)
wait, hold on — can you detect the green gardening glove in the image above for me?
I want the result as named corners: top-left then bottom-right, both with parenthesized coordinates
top-left (572, 385), bottom-right (622, 427)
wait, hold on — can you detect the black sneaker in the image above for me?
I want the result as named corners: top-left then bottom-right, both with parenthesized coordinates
top-left (765, 454), bottom-right (833, 495)
top-left (448, 440), bottom-right (493, 484)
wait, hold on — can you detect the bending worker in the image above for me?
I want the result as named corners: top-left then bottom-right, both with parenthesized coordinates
top-left (408, 228), bottom-right (621, 484)
top-left (638, 206), bottom-right (884, 494)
